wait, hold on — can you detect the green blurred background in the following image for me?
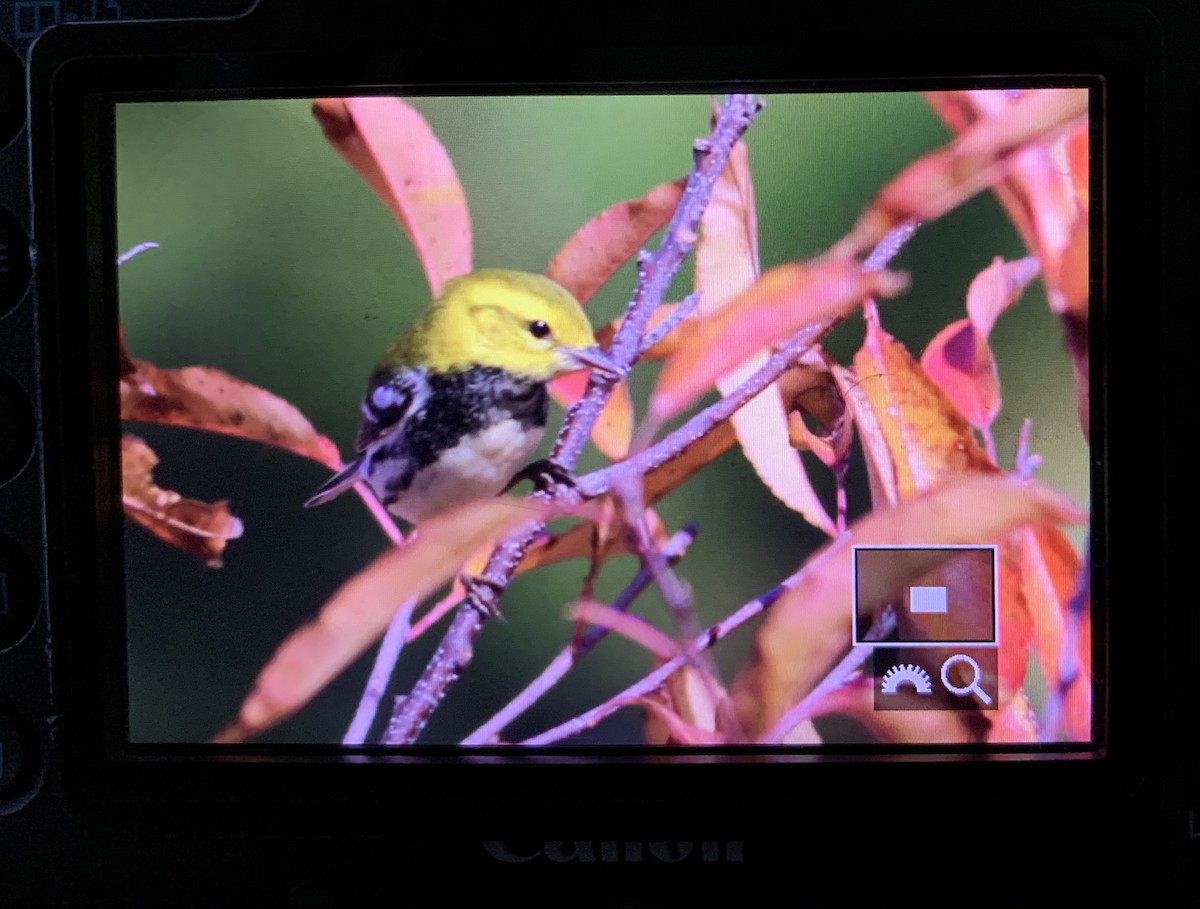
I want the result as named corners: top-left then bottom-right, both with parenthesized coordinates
top-left (116, 93), bottom-right (1089, 745)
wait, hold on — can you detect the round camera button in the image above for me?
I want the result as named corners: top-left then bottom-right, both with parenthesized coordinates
top-left (0, 371), bottom-right (35, 485)
top-left (0, 206), bottom-right (32, 318)
top-left (0, 46), bottom-right (24, 149)
top-left (0, 537), bottom-right (40, 653)
top-left (0, 708), bottom-right (43, 813)
top-left (0, 713), bottom-right (28, 794)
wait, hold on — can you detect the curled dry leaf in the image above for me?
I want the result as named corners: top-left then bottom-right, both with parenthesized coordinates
top-left (693, 140), bottom-right (835, 536)
top-left (921, 256), bottom-right (1040, 432)
top-left (122, 435), bottom-right (244, 568)
top-left (213, 496), bottom-right (559, 743)
top-left (120, 353), bottom-right (342, 470)
top-left (730, 474), bottom-right (1085, 740)
top-left (780, 361), bottom-right (852, 469)
top-left (313, 97), bottom-right (472, 297)
top-left (650, 261), bottom-right (909, 425)
top-left (834, 88), bottom-right (1088, 261)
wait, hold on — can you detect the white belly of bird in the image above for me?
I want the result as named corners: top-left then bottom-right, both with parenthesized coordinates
top-left (388, 419), bottom-right (544, 524)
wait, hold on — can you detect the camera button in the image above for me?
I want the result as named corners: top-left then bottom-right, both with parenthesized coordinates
top-left (0, 46), bottom-right (24, 149)
top-left (0, 371), bottom-right (35, 486)
top-left (0, 709), bottom-right (43, 812)
top-left (0, 206), bottom-right (32, 317)
top-left (0, 536), bottom-right (40, 653)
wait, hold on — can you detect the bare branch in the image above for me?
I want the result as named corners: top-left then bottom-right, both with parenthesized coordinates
top-left (380, 95), bottom-right (765, 745)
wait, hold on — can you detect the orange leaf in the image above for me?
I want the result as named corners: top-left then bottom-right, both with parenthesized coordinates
top-left (121, 435), bottom-right (244, 568)
top-left (986, 689), bottom-right (1040, 743)
top-left (694, 142), bottom-right (834, 535)
top-left (642, 665), bottom-right (729, 746)
top-left (651, 261), bottom-right (909, 424)
top-left (853, 303), bottom-right (998, 500)
top-left (920, 256), bottom-right (1039, 431)
top-left (1018, 525), bottom-right (1090, 740)
top-left (546, 371), bottom-right (633, 461)
top-left (831, 362), bottom-right (898, 508)
top-left (313, 97), bottom-right (472, 297)
top-left (834, 89), bottom-right (1088, 260)
top-left (643, 417), bottom-right (738, 506)
top-left (545, 178), bottom-right (685, 305)
top-left (730, 474), bottom-right (1085, 739)
top-left (121, 357), bottom-right (341, 470)
top-left (638, 696), bottom-right (726, 746)
top-left (213, 496), bottom-right (559, 743)
top-left (800, 676), bottom-right (977, 744)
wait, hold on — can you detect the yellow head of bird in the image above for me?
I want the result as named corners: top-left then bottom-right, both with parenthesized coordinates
top-left (418, 269), bottom-right (620, 381)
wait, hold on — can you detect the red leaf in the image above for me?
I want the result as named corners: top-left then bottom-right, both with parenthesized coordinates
top-left (834, 89), bottom-right (1088, 261)
top-left (313, 97), bottom-right (472, 297)
top-left (545, 178), bottom-right (685, 305)
top-left (920, 256), bottom-right (1039, 431)
top-left (651, 261), bottom-right (908, 424)
top-left (121, 357), bottom-right (341, 470)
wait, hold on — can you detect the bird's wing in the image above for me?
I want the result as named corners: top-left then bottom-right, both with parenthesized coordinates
top-left (355, 367), bottom-right (429, 454)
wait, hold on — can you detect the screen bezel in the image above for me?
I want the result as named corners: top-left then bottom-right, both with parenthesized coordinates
top-left (29, 11), bottom-right (1157, 823)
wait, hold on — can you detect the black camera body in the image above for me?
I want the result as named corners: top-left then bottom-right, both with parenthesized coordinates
top-left (0, 1), bottom-right (1196, 905)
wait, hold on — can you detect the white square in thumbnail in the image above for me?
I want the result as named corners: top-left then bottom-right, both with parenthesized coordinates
top-left (909, 586), bottom-right (948, 614)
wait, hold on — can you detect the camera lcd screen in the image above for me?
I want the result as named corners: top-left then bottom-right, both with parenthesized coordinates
top-left (114, 89), bottom-right (1095, 750)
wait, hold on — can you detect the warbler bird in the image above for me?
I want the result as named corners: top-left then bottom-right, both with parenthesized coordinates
top-left (305, 268), bottom-right (620, 523)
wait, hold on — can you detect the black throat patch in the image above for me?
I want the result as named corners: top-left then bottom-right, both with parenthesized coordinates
top-left (369, 366), bottom-right (548, 496)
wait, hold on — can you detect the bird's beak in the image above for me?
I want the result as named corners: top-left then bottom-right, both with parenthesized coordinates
top-left (562, 345), bottom-right (624, 380)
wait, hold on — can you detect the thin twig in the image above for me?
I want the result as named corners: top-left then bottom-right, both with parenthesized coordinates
top-left (380, 94), bottom-right (764, 745)
top-left (343, 595), bottom-right (416, 744)
top-left (117, 241), bottom-right (160, 265)
top-left (520, 578), bottom-right (791, 746)
top-left (759, 605), bottom-right (897, 744)
top-left (642, 291), bottom-right (701, 353)
top-left (611, 474), bottom-right (741, 740)
top-left (461, 526), bottom-right (696, 745)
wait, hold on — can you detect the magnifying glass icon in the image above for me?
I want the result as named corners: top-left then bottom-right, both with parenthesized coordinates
top-left (941, 654), bottom-right (993, 706)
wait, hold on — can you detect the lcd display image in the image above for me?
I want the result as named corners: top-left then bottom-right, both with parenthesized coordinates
top-left (114, 90), bottom-right (1093, 749)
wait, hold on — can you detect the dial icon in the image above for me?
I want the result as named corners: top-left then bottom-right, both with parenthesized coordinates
top-left (880, 663), bottom-right (933, 695)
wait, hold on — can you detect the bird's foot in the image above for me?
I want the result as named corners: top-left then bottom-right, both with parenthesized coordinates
top-left (460, 573), bottom-right (506, 621)
top-left (502, 458), bottom-right (578, 497)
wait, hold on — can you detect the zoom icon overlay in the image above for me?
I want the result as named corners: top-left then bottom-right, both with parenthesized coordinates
top-left (853, 545), bottom-right (1000, 713)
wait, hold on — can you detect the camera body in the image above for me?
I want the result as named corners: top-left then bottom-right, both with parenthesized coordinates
top-left (1, 1), bottom-right (1196, 904)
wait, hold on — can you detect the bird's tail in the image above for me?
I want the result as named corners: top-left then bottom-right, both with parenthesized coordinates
top-left (304, 459), bottom-right (364, 508)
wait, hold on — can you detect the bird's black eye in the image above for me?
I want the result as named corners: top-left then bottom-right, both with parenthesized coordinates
top-left (529, 320), bottom-right (551, 339)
